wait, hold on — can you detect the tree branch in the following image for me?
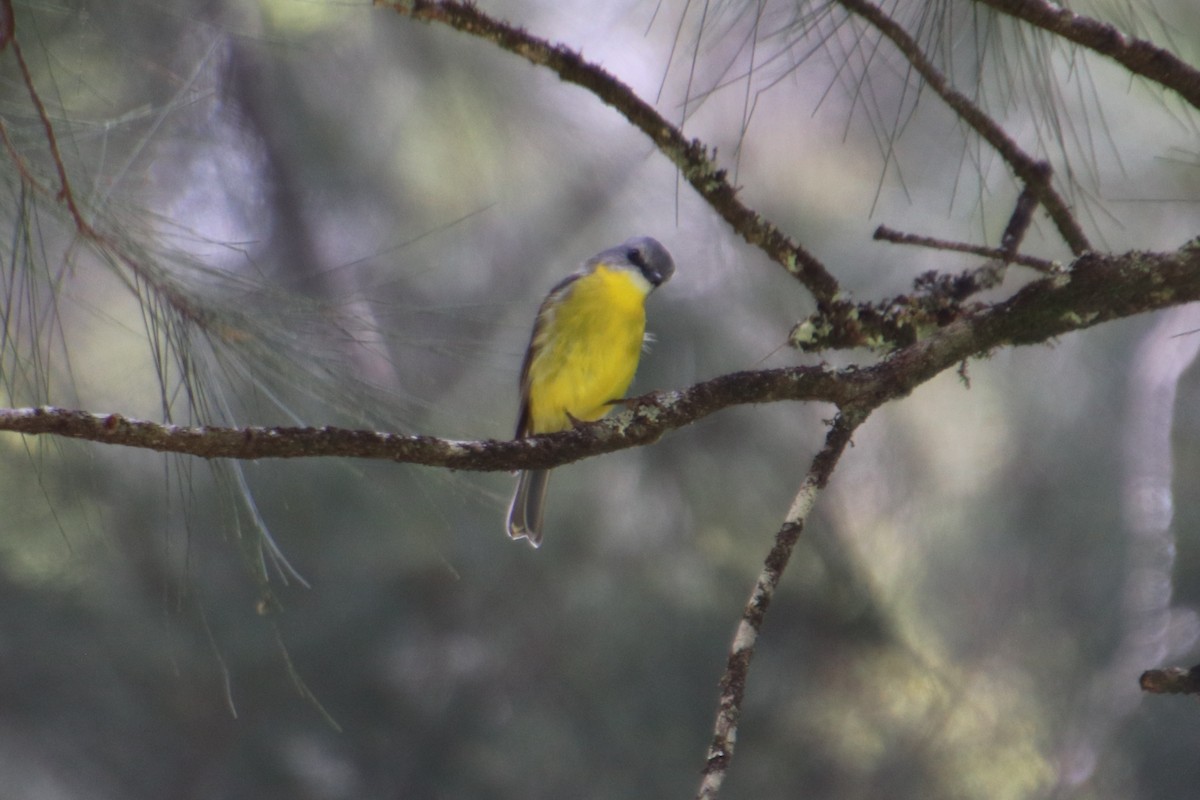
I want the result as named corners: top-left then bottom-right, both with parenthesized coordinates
top-left (873, 224), bottom-right (1055, 272)
top-left (372, 0), bottom-right (843, 306)
top-left (793, 242), bottom-right (1200, 352)
top-left (1000, 185), bottom-right (1042, 257)
top-left (978, 0), bottom-right (1200, 112)
top-left (5, 242), bottom-right (1200, 465)
top-left (1141, 665), bottom-right (1200, 695)
top-left (697, 410), bottom-right (864, 800)
top-left (836, 0), bottom-right (1091, 255)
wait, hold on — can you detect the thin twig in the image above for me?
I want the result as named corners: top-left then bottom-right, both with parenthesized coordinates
top-left (697, 411), bottom-right (865, 800)
top-left (1000, 185), bottom-right (1041, 257)
top-left (0, 119), bottom-right (53, 193)
top-left (373, 0), bottom-right (843, 306)
top-left (8, 35), bottom-right (95, 236)
top-left (873, 225), bottom-right (1056, 272)
top-left (2, 13), bottom-right (216, 332)
top-left (0, 0), bottom-right (14, 51)
top-left (835, 0), bottom-right (1092, 255)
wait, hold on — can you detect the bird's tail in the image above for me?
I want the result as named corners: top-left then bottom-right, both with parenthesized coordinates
top-left (506, 469), bottom-right (549, 547)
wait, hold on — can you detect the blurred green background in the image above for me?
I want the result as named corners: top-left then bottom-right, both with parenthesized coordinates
top-left (2, 0), bottom-right (1200, 797)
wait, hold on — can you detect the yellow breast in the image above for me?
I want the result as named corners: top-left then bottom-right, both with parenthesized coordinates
top-left (525, 265), bottom-right (651, 434)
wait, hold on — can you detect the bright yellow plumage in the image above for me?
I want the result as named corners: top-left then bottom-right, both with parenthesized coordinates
top-left (506, 237), bottom-right (675, 547)
top-left (523, 264), bottom-right (650, 434)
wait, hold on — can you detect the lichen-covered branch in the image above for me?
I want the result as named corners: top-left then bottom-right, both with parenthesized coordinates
top-left (372, 0), bottom-right (842, 306)
top-left (697, 410), bottom-right (864, 800)
top-left (5, 242), bottom-right (1200, 467)
top-left (792, 242), bottom-right (1200, 354)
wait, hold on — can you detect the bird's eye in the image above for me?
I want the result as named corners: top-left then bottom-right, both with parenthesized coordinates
top-left (626, 248), bottom-right (648, 269)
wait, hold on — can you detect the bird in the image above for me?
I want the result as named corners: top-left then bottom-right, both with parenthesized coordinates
top-left (506, 236), bottom-right (675, 547)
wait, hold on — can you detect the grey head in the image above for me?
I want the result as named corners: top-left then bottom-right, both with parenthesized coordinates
top-left (593, 236), bottom-right (676, 288)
